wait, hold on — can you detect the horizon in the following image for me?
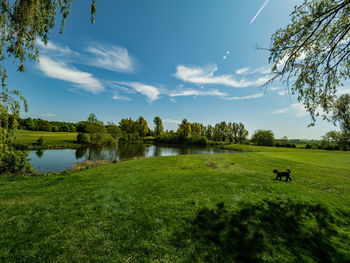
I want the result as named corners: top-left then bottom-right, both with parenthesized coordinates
top-left (4, 0), bottom-right (348, 139)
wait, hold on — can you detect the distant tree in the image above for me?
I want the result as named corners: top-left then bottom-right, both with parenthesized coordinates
top-left (332, 94), bottom-right (350, 146)
top-left (191, 123), bottom-right (202, 137)
top-left (153, 116), bottom-right (164, 136)
top-left (268, 0), bottom-right (350, 122)
top-left (107, 122), bottom-right (122, 140)
top-left (119, 118), bottom-right (136, 134)
top-left (332, 94), bottom-right (350, 134)
top-left (322, 131), bottom-right (342, 145)
top-left (178, 119), bottom-right (192, 138)
top-left (237, 123), bottom-right (248, 144)
top-left (86, 113), bottom-right (106, 146)
top-left (205, 125), bottom-right (214, 140)
top-left (251, 130), bottom-right (275, 146)
top-left (137, 117), bottom-right (149, 138)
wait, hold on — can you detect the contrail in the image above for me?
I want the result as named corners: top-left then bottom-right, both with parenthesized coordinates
top-left (250, 0), bottom-right (270, 24)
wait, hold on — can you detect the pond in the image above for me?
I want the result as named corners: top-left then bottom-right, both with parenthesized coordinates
top-left (28, 143), bottom-right (234, 172)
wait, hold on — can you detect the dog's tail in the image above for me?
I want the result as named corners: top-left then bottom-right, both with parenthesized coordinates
top-left (287, 169), bottom-right (291, 173)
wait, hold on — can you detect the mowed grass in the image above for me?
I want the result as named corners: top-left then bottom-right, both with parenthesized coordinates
top-left (13, 130), bottom-right (78, 146)
top-left (0, 147), bottom-right (349, 262)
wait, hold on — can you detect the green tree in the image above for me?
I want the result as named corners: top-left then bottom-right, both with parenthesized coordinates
top-left (191, 123), bottom-right (202, 137)
top-left (251, 130), bottom-right (275, 146)
top-left (178, 119), bottom-right (191, 138)
top-left (107, 122), bottom-right (122, 140)
top-left (153, 116), bottom-right (164, 136)
top-left (205, 125), bottom-right (214, 140)
top-left (137, 117), bottom-right (149, 138)
top-left (268, 0), bottom-right (350, 121)
top-left (86, 113), bottom-right (106, 146)
top-left (332, 94), bottom-right (350, 146)
top-left (237, 123), bottom-right (248, 144)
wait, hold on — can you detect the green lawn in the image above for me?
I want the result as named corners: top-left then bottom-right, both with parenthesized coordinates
top-left (0, 147), bottom-right (349, 262)
top-left (13, 130), bottom-right (78, 148)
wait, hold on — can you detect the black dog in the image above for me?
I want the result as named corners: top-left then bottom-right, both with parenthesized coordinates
top-left (273, 169), bottom-right (292, 182)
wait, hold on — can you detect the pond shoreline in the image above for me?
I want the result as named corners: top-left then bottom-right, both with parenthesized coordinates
top-left (28, 143), bottom-right (235, 173)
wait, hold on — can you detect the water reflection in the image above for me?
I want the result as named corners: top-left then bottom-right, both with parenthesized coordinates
top-left (28, 143), bottom-right (233, 172)
top-left (35, 149), bottom-right (44, 158)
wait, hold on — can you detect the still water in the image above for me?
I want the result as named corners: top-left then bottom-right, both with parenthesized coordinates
top-left (29, 143), bottom-right (233, 172)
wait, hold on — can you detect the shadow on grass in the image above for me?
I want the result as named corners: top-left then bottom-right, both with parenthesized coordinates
top-left (174, 199), bottom-right (347, 262)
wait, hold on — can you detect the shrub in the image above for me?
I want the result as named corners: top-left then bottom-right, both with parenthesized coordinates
top-left (0, 149), bottom-right (33, 175)
top-left (37, 136), bottom-right (44, 146)
top-left (77, 133), bottom-right (89, 144)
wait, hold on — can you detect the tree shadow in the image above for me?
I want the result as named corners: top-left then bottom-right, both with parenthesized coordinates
top-left (173, 199), bottom-right (347, 262)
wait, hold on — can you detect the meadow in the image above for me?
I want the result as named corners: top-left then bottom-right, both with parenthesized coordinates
top-left (12, 130), bottom-right (79, 149)
top-left (0, 145), bottom-right (349, 262)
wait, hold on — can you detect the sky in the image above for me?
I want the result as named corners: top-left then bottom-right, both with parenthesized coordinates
top-left (4, 0), bottom-right (347, 139)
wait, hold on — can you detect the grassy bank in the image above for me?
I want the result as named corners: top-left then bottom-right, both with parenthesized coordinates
top-left (0, 148), bottom-right (349, 262)
top-left (12, 130), bottom-right (80, 149)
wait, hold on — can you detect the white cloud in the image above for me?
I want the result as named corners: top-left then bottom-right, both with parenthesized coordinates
top-left (174, 65), bottom-right (269, 88)
top-left (170, 98), bottom-right (177, 103)
top-left (273, 103), bottom-right (308, 117)
top-left (87, 44), bottom-right (135, 73)
top-left (235, 67), bottom-right (250, 75)
top-left (278, 90), bottom-right (287, 96)
top-left (37, 40), bottom-right (75, 56)
top-left (291, 103), bottom-right (308, 117)
top-left (336, 88), bottom-right (350, 96)
top-left (272, 108), bottom-right (289, 114)
top-left (169, 89), bottom-right (227, 97)
top-left (38, 56), bottom-right (104, 94)
top-left (164, 119), bottom-right (181, 124)
top-left (236, 66), bottom-right (270, 75)
top-left (223, 56), bottom-right (227, 60)
top-left (113, 82), bottom-right (160, 101)
top-left (40, 113), bottom-right (56, 117)
top-left (268, 86), bottom-right (281, 91)
top-left (112, 93), bottom-right (131, 101)
top-left (223, 93), bottom-right (264, 100)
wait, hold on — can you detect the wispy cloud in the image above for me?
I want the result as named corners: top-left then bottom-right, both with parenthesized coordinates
top-left (273, 103), bottom-right (308, 117)
top-left (38, 56), bottom-right (104, 94)
top-left (37, 40), bottom-right (76, 56)
top-left (112, 81), bottom-right (160, 101)
top-left (40, 113), bottom-right (56, 118)
top-left (164, 119), bottom-right (181, 124)
top-left (112, 93), bottom-right (132, 101)
top-left (169, 89), bottom-right (227, 97)
top-left (174, 65), bottom-right (269, 88)
top-left (236, 66), bottom-right (270, 75)
top-left (86, 44), bottom-right (135, 73)
top-left (235, 67), bottom-right (250, 75)
top-left (336, 87), bottom-right (350, 96)
top-left (222, 93), bottom-right (264, 100)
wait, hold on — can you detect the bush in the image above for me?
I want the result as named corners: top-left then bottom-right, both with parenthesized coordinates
top-left (77, 133), bottom-right (89, 144)
top-left (37, 136), bottom-right (44, 146)
top-left (0, 149), bottom-right (33, 175)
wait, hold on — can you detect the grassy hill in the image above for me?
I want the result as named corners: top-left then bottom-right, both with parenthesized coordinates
top-left (0, 147), bottom-right (349, 262)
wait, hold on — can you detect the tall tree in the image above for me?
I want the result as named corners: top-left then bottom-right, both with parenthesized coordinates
top-left (268, 0), bottom-right (350, 122)
top-left (86, 113), bottom-right (106, 146)
top-left (237, 123), bottom-right (248, 144)
top-left (332, 94), bottom-right (350, 145)
top-left (137, 117), bottom-right (149, 138)
top-left (178, 119), bottom-right (191, 138)
top-left (153, 116), bottom-right (164, 136)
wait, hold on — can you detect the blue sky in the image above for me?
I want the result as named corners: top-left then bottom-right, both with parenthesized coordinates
top-left (5, 0), bottom-right (348, 139)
